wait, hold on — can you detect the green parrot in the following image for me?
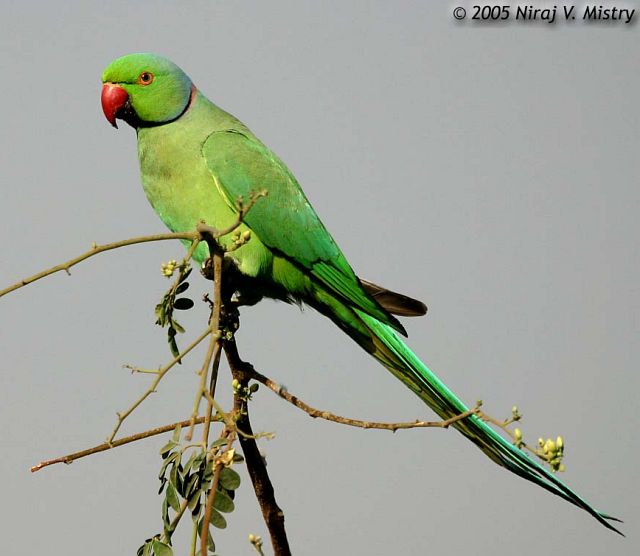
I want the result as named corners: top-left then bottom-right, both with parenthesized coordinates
top-left (101, 53), bottom-right (620, 534)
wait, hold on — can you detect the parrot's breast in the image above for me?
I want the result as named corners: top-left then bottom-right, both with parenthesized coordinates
top-left (135, 93), bottom-right (272, 277)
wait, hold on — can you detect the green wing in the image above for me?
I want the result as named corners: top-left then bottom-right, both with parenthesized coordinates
top-left (202, 130), bottom-right (404, 333)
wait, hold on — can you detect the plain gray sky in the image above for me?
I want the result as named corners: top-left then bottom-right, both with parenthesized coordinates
top-left (1, 1), bottom-right (638, 555)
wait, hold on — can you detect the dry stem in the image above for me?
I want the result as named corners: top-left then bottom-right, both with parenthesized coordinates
top-left (250, 368), bottom-right (481, 431)
top-left (31, 415), bottom-right (215, 472)
top-left (0, 231), bottom-right (196, 299)
top-left (108, 327), bottom-right (213, 443)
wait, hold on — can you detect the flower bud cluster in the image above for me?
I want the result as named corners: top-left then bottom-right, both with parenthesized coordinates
top-left (231, 229), bottom-right (252, 248)
top-left (161, 259), bottom-right (178, 277)
top-left (538, 436), bottom-right (565, 472)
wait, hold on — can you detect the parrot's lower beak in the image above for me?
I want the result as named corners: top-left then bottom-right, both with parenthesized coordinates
top-left (101, 83), bottom-right (129, 128)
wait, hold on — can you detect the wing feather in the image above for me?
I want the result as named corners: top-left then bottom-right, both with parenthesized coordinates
top-left (202, 130), bottom-right (404, 333)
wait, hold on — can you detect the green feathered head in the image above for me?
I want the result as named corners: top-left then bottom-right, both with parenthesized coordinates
top-left (101, 53), bottom-right (193, 127)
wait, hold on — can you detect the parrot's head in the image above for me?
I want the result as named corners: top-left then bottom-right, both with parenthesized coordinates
top-left (101, 53), bottom-right (193, 128)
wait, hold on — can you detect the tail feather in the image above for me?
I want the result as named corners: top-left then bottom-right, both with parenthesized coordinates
top-left (359, 278), bottom-right (428, 317)
top-left (356, 310), bottom-right (623, 535)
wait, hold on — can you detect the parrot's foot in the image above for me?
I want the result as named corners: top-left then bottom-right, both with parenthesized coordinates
top-left (231, 290), bottom-right (264, 307)
top-left (200, 257), bottom-right (216, 281)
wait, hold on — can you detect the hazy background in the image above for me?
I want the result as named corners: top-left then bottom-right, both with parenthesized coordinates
top-left (1, 2), bottom-right (638, 555)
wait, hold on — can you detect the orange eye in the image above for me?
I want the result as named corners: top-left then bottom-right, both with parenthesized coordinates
top-left (138, 71), bottom-right (154, 85)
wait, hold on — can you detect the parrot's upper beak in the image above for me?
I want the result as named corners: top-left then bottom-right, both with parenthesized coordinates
top-left (101, 83), bottom-right (129, 128)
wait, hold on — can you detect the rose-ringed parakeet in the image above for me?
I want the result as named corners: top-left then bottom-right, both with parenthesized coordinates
top-left (100, 53), bottom-right (620, 533)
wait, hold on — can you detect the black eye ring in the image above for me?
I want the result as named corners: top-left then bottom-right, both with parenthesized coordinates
top-left (138, 71), bottom-right (154, 85)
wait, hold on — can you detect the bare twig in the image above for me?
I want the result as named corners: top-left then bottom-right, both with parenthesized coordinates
top-left (185, 337), bottom-right (222, 442)
top-left (201, 460), bottom-right (224, 555)
top-left (0, 231), bottom-right (196, 299)
top-left (188, 251), bottom-right (224, 443)
top-left (164, 498), bottom-right (190, 542)
top-left (31, 415), bottom-right (216, 472)
top-left (108, 326), bottom-right (213, 443)
top-left (198, 240), bottom-right (227, 552)
top-left (478, 410), bottom-right (548, 462)
top-left (249, 368), bottom-right (481, 431)
top-left (201, 428), bottom-right (234, 556)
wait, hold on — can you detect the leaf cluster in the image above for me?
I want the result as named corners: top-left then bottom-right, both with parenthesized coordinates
top-left (155, 267), bottom-right (195, 358)
top-left (137, 426), bottom-right (243, 556)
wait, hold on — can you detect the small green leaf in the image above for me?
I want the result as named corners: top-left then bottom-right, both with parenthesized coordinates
top-left (171, 319), bottom-right (186, 334)
top-left (137, 540), bottom-right (151, 556)
top-left (192, 451), bottom-right (207, 471)
top-left (203, 461), bottom-right (214, 485)
top-left (151, 540), bottom-right (173, 556)
top-left (185, 473), bottom-right (200, 498)
top-left (159, 451), bottom-right (179, 477)
top-left (166, 483), bottom-right (180, 512)
top-left (161, 496), bottom-right (169, 528)
top-left (175, 281), bottom-right (190, 294)
top-left (171, 424), bottom-right (182, 443)
top-left (209, 438), bottom-right (227, 449)
top-left (174, 464), bottom-right (184, 493)
top-left (174, 297), bottom-right (195, 310)
top-left (181, 451), bottom-right (199, 479)
top-left (188, 491), bottom-right (201, 513)
top-left (169, 337), bottom-right (180, 359)
top-left (208, 509), bottom-right (227, 529)
top-left (169, 459), bottom-right (179, 489)
top-left (213, 489), bottom-right (235, 513)
top-left (160, 440), bottom-right (178, 456)
top-left (219, 467), bottom-right (241, 490)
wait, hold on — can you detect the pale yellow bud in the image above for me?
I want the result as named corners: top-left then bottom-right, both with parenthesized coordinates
top-left (514, 428), bottom-right (522, 442)
top-left (556, 436), bottom-right (563, 449)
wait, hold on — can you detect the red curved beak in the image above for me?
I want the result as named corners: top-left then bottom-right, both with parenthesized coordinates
top-left (101, 83), bottom-right (129, 128)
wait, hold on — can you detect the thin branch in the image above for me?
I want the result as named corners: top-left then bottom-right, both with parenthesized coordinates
top-left (185, 336), bottom-right (222, 442)
top-left (163, 498), bottom-right (190, 543)
top-left (198, 243), bottom-right (227, 552)
top-left (202, 461), bottom-right (224, 555)
top-left (189, 520), bottom-right (198, 556)
top-left (188, 251), bottom-right (224, 443)
top-left (250, 368), bottom-right (481, 431)
top-left (203, 252), bottom-right (224, 429)
top-left (201, 429), bottom-right (234, 556)
top-left (0, 231), bottom-right (196, 299)
top-left (31, 415), bottom-right (217, 472)
top-left (479, 410), bottom-right (548, 462)
top-left (108, 326), bottom-right (213, 443)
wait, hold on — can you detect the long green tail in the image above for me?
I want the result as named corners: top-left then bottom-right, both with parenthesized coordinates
top-left (354, 310), bottom-right (622, 535)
